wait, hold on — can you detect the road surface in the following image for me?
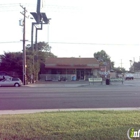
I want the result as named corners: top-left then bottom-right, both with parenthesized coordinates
top-left (0, 84), bottom-right (140, 110)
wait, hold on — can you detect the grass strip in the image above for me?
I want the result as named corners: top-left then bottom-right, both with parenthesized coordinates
top-left (0, 110), bottom-right (140, 140)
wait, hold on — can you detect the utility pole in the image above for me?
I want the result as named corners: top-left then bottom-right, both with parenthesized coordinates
top-left (133, 57), bottom-right (135, 72)
top-left (120, 59), bottom-right (122, 68)
top-left (20, 5), bottom-right (27, 85)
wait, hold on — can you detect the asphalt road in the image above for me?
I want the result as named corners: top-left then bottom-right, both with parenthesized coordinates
top-left (0, 83), bottom-right (140, 110)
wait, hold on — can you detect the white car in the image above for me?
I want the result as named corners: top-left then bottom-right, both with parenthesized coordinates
top-left (0, 78), bottom-right (23, 87)
top-left (124, 73), bottom-right (134, 80)
top-left (0, 75), bottom-right (13, 81)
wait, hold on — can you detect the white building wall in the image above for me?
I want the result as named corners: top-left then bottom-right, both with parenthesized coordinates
top-left (133, 72), bottom-right (140, 79)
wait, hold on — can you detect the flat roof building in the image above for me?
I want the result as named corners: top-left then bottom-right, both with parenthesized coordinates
top-left (40, 57), bottom-right (100, 81)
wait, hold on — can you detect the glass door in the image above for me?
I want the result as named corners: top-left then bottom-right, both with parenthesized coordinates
top-left (77, 69), bottom-right (84, 80)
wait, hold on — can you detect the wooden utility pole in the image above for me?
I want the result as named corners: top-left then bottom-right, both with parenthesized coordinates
top-left (20, 5), bottom-right (27, 85)
top-left (120, 59), bottom-right (122, 68)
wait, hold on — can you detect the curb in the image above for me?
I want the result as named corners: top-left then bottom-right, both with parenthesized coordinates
top-left (25, 84), bottom-right (87, 88)
top-left (0, 108), bottom-right (140, 115)
top-left (24, 83), bottom-right (134, 88)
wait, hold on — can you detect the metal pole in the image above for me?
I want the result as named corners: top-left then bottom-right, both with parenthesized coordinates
top-left (35, 27), bottom-right (38, 81)
top-left (31, 22), bottom-right (34, 82)
top-left (23, 7), bottom-right (26, 85)
top-left (35, 27), bottom-right (38, 52)
top-left (31, 22), bottom-right (43, 82)
top-left (48, 23), bottom-right (49, 43)
top-left (31, 23), bottom-right (34, 54)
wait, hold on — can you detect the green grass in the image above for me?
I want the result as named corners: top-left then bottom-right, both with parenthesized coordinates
top-left (0, 111), bottom-right (140, 140)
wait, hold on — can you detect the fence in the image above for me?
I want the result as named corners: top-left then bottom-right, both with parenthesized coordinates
top-left (39, 74), bottom-right (76, 81)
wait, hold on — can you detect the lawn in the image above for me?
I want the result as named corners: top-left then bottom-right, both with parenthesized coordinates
top-left (0, 111), bottom-right (140, 140)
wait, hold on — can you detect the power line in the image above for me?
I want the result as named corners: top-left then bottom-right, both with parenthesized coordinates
top-left (0, 41), bottom-right (29, 43)
top-left (49, 42), bottom-right (140, 46)
top-left (0, 41), bottom-right (139, 46)
top-left (0, 3), bottom-right (35, 6)
top-left (0, 3), bottom-right (80, 13)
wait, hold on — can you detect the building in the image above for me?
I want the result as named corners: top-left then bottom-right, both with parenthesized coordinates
top-left (39, 57), bottom-right (100, 81)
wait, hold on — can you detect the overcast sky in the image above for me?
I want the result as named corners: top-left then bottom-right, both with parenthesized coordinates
top-left (0, 0), bottom-right (140, 70)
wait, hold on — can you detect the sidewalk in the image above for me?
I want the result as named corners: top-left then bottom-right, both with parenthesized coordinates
top-left (1, 108), bottom-right (140, 115)
top-left (24, 80), bottom-right (131, 88)
top-left (25, 81), bottom-right (89, 88)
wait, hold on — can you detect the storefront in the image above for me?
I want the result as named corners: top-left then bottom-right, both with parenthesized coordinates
top-left (39, 57), bottom-right (100, 81)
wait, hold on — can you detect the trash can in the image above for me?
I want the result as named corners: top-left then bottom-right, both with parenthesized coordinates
top-left (106, 79), bottom-right (110, 85)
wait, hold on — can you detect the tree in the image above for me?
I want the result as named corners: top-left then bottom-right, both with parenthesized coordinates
top-left (94, 50), bottom-right (111, 62)
top-left (94, 50), bottom-right (115, 71)
top-left (26, 42), bottom-right (57, 82)
top-left (110, 61), bottom-right (115, 69)
top-left (131, 62), bottom-right (140, 72)
top-left (0, 52), bottom-right (23, 79)
top-left (0, 42), bottom-right (57, 83)
top-left (113, 67), bottom-right (126, 74)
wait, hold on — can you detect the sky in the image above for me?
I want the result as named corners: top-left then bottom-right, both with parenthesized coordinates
top-left (0, 0), bottom-right (140, 70)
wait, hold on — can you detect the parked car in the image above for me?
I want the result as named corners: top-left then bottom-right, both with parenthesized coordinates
top-left (0, 78), bottom-right (23, 87)
top-left (124, 73), bottom-right (134, 80)
top-left (0, 75), bottom-right (13, 81)
top-left (0, 71), bottom-right (13, 81)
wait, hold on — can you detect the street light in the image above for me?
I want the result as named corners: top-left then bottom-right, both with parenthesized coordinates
top-left (29, 0), bottom-right (51, 82)
top-left (30, 21), bottom-right (51, 82)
